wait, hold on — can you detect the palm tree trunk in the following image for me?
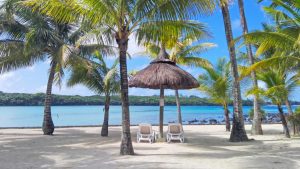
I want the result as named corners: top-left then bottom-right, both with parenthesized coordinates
top-left (237, 0), bottom-right (263, 136)
top-left (221, 1), bottom-right (248, 142)
top-left (224, 104), bottom-right (231, 132)
top-left (277, 104), bottom-right (290, 138)
top-left (285, 100), bottom-right (293, 115)
top-left (285, 99), bottom-right (295, 135)
top-left (42, 61), bottom-right (57, 135)
top-left (159, 86), bottom-right (165, 138)
top-left (116, 30), bottom-right (134, 155)
top-left (175, 89), bottom-right (182, 124)
top-left (101, 93), bottom-right (110, 137)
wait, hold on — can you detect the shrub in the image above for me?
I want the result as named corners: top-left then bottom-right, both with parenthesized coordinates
top-left (288, 106), bottom-right (300, 125)
top-left (248, 108), bottom-right (266, 120)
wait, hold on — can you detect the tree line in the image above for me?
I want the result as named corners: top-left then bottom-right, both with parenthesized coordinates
top-left (0, 91), bottom-right (262, 106)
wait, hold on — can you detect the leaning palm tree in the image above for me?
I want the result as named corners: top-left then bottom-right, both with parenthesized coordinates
top-left (67, 52), bottom-right (120, 137)
top-left (143, 37), bottom-right (215, 124)
top-left (220, 0), bottom-right (248, 141)
top-left (0, 0), bottom-right (111, 135)
top-left (237, 0), bottom-right (263, 135)
top-left (24, 0), bottom-right (216, 154)
top-left (198, 58), bottom-right (232, 131)
top-left (246, 66), bottom-right (300, 138)
top-left (0, 0), bottom-right (82, 135)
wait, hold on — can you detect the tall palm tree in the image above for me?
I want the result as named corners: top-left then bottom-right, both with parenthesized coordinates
top-left (24, 0), bottom-right (216, 154)
top-left (67, 52), bottom-right (120, 137)
top-left (246, 66), bottom-right (300, 138)
top-left (143, 37), bottom-right (215, 124)
top-left (198, 58), bottom-right (232, 131)
top-left (237, 0), bottom-right (263, 135)
top-left (0, 0), bottom-right (82, 135)
top-left (220, 0), bottom-right (248, 141)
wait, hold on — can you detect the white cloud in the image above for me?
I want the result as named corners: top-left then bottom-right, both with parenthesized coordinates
top-left (35, 85), bottom-right (47, 93)
top-left (257, 80), bottom-right (266, 89)
top-left (0, 72), bottom-right (15, 81)
top-left (35, 83), bottom-right (95, 96)
top-left (26, 65), bottom-right (36, 71)
top-left (127, 34), bottom-right (146, 57)
top-left (54, 84), bottom-right (94, 96)
top-left (0, 72), bottom-right (22, 92)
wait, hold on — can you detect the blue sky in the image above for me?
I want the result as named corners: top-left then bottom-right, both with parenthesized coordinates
top-left (3, 1), bottom-right (297, 100)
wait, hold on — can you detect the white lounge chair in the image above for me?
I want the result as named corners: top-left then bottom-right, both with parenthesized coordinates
top-left (137, 123), bottom-right (155, 143)
top-left (167, 123), bottom-right (184, 143)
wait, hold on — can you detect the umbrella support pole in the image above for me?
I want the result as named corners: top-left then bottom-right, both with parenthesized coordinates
top-left (159, 87), bottom-right (164, 139)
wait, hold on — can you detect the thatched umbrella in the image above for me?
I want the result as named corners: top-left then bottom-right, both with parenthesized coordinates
top-left (129, 47), bottom-right (199, 138)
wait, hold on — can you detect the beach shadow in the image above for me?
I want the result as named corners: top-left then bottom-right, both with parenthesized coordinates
top-left (1, 126), bottom-right (300, 169)
top-left (0, 127), bottom-right (124, 169)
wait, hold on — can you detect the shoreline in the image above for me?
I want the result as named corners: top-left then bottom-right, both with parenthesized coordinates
top-left (0, 123), bottom-right (284, 129)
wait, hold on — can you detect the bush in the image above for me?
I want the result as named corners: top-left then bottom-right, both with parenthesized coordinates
top-left (248, 108), bottom-right (266, 120)
top-left (288, 107), bottom-right (300, 125)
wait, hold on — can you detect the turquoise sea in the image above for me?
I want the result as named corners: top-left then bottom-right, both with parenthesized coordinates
top-left (0, 105), bottom-right (298, 127)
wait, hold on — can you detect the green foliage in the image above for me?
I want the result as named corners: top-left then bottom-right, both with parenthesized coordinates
top-left (67, 52), bottom-right (120, 95)
top-left (23, 0), bottom-right (216, 47)
top-left (197, 57), bottom-right (231, 107)
top-left (246, 66), bottom-right (300, 105)
top-left (288, 107), bottom-right (300, 125)
top-left (242, 0), bottom-right (300, 56)
top-left (143, 36), bottom-right (215, 69)
top-left (248, 108), bottom-right (266, 120)
top-left (0, 91), bottom-right (257, 106)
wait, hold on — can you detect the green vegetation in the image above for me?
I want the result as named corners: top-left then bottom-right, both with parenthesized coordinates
top-left (248, 108), bottom-right (266, 120)
top-left (67, 52), bottom-right (120, 136)
top-left (198, 58), bottom-right (232, 131)
top-left (0, 91), bottom-right (258, 106)
top-left (1, 0), bottom-right (300, 154)
top-left (288, 107), bottom-right (300, 126)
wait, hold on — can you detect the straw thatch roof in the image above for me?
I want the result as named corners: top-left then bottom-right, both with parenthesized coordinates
top-left (129, 49), bottom-right (199, 89)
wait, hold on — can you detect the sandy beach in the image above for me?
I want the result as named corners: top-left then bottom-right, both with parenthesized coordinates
top-left (0, 124), bottom-right (300, 169)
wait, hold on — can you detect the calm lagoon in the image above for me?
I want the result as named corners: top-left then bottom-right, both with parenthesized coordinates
top-left (0, 105), bottom-right (297, 127)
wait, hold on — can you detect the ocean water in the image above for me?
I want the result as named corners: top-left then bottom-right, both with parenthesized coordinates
top-left (0, 105), bottom-right (297, 127)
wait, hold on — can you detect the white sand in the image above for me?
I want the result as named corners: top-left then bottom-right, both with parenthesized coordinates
top-left (0, 124), bottom-right (300, 169)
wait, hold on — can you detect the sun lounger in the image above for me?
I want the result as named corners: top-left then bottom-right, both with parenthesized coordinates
top-left (137, 123), bottom-right (155, 143)
top-left (167, 123), bottom-right (184, 143)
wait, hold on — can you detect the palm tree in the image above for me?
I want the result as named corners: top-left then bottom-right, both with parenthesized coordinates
top-left (237, 0), bottom-right (263, 135)
top-left (143, 37), bottom-right (215, 124)
top-left (242, 0), bottom-right (300, 122)
top-left (242, 0), bottom-right (300, 57)
top-left (198, 58), bottom-right (231, 131)
top-left (246, 66), bottom-right (300, 138)
top-left (67, 52), bottom-right (120, 137)
top-left (240, 21), bottom-right (298, 127)
top-left (0, 0), bottom-right (82, 135)
top-left (24, 0), bottom-right (216, 154)
top-left (0, 0), bottom-right (110, 135)
top-left (220, 0), bottom-right (248, 141)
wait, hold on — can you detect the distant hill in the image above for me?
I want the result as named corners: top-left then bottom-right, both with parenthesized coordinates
top-left (0, 91), bottom-right (287, 106)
